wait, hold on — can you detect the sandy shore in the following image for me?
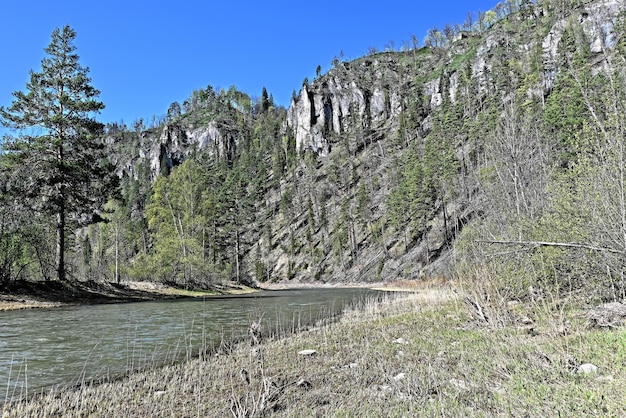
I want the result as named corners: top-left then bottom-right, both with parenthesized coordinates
top-left (0, 299), bottom-right (65, 311)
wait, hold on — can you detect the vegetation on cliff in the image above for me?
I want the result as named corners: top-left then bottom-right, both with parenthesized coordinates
top-left (3, 1), bottom-right (626, 415)
top-left (2, 0), bottom-right (626, 311)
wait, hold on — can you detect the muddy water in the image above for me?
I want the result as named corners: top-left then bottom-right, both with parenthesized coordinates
top-left (0, 288), bottom-right (381, 400)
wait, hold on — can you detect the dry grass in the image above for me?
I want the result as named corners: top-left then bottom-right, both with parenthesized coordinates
top-left (373, 277), bottom-right (451, 292)
top-left (3, 286), bottom-right (625, 417)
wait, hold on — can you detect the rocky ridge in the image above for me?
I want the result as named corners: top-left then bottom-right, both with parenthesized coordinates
top-left (111, 0), bottom-right (626, 284)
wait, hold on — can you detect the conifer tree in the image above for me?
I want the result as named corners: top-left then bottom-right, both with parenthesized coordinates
top-left (0, 25), bottom-right (110, 282)
top-left (261, 87), bottom-right (271, 113)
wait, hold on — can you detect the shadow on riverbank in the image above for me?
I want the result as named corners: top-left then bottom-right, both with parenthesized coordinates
top-left (0, 279), bottom-right (256, 311)
top-left (0, 277), bottom-right (427, 311)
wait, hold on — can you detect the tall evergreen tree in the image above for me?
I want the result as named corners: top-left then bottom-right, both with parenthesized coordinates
top-left (261, 87), bottom-right (271, 113)
top-left (0, 25), bottom-right (110, 282)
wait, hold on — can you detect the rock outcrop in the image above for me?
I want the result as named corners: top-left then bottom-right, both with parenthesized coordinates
top-left (287, 1), bottom-right (624, 158)
top-left (106, 0), bottom-right (626, 285)
top-left (147, 121), bottom-right (231, 178)
top-left (286, 54), bottom-right (422, 156)
top-left (272, 0), bottom-right (626, 283)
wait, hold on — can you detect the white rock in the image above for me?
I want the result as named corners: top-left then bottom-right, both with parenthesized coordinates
top-left (577, 363), bottom-right (599, 374)
top-left (296, 379), bottom-right (312, 389)
top-left (298, 349), bottom-right (317, 356)
top-left (251, 346), bottom-right (263, 362)
top-left (393, 372), bottom-right (406, 381)
top-left (392, 338), bottom-right (408, 345)
top-left (449, 378), bottom-right (471, 390)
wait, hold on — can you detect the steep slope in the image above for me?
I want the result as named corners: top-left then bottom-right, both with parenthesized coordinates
top-left (250, 0), bottom-right (626, 284)
top-left (256, 50), bottom-right (452, 283)
top-left (52, 0), bottom-right (626, 292)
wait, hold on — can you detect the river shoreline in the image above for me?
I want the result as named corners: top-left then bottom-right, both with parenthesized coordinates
top-left (0, 279), bottom-right (256, 312)
top-left (0, 279), bottom-right (421, 312)
top-left (4, 285), bottom-right (623, 417)
top-left (3, 284), bottom-right (625, 416)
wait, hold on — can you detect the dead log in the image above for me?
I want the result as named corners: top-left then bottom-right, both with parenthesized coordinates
top-left (587, 302), bottom-right (626, 328)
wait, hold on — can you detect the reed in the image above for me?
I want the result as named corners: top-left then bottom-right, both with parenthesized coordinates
top-left (3, 287), bottom-right (625, 417)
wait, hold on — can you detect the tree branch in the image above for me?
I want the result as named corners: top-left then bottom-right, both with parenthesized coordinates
top-left (475, 240), bottom-right (624, 255)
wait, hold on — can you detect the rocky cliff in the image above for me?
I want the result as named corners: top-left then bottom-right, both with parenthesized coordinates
top-left (105, 0), bottom-right (626, 286)
top-left (286, 53), bottom-right (418, 155)
top-left (287, 0), bottom-right (623, 159)
top-left (257, 0), bottom-right (626, 283)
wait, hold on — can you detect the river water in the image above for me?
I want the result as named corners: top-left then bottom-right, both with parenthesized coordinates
top-left (0, 288), bottom-right (381, 401)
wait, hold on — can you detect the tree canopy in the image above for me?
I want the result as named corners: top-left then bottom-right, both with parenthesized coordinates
top-left (0, 25), bottom-right (113, 282)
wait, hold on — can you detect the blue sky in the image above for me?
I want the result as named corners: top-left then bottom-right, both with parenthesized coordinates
top-left (1, 0), bottom-right (498, 128)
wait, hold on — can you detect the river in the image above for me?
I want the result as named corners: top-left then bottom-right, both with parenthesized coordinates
top-left (0, 287), bottom-right (381, 401)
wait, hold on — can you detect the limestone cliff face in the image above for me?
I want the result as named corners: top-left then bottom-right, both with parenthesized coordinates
top-left (124, 117), bottom-right (240, 179)
top-left (146, 122), bottom-right (227, 177)
top-left (286, 54), bottom-right (416, 155)
top-left (287, 0), bottom-right (623, 157)
top-left (540, 0), bottom-right (622, 76)
top-left (126, 0), bottom-right (623, 185)
top-left (270, 0), bottom-right (626, 283)
top-left (106, 0), bottom-right (626, 285)
top-left (108, 116), bottom-right (240, 183)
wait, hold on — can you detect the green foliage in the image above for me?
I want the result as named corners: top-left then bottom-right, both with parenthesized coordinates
top-left (271, 143), bottom-right (286, 180)
top-left (0, 199), bottom-right (28, 283)
top-left (141, 160), bottom-right (214, 285)
top-left (616, 11), bottom-right (626, 57)
top-left (356, 183), bottom-right (372, 228)
top-left (457, 13), bottom-right (626, 303)
top-left (280, 187), bottom-right (294, 218)
top-left (254, 258), bottom-right (268, 282)
top-left (8, 0), bottom-right (626, 297)
top-left (0, 25), bottom-right (114, 282)
top-left (543, 25), bottom-right (591, 165)
top-left (260, 87), bottom-right (272, 113)
top-left (387, 104), bottom-right (459, 246)
top-left (448, 48), bottom-right (475, 72)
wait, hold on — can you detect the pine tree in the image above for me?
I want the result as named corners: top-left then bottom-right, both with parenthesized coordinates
top-left (0, 25), bottom-right (110, 282)
top-left (543, 24), bottom-right (591, 166)
top-left (261, 87), bottom-right (271, 113)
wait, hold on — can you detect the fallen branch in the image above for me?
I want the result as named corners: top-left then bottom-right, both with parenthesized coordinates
top-left (475, 240), bottom-right (624, 255)
top-left (587, 302), bottom-right (626, 328)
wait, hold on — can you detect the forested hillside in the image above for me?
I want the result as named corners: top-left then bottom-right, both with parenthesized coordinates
top-left (2, 0), bottom-right (626, 305)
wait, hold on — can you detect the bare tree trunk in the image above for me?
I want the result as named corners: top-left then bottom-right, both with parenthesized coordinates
top-left (56, 209), bottom-right (65, 282)
top-left (475, 239), bottom-right (624, 255)
top-left (235, 228), bottom-right (241, 283)
top-left (115, 219), bottom-right (120, 284)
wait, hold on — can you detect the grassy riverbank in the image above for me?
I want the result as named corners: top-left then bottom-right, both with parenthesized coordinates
top-left (2, 286), bottom-right (625, 417)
